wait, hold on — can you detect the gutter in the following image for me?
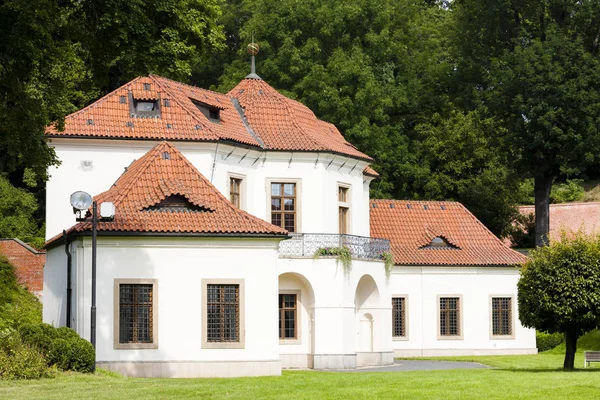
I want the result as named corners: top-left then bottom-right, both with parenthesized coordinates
top-left (63, 230), bottom-right (72, 329)
top-left (46, 230), bottom-right (291, 249)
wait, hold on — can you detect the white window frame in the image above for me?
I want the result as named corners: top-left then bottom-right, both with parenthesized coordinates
top-left (227, 172), bottom-right (246, 210)
top-left (337, 183), bottom-right (351, 234)
top-left (279, 289), bottom-right (302, 345)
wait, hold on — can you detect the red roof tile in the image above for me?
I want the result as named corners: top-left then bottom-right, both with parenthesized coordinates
top-left (46, 142), bottom-right (288, 246)
top-left (47, 75), bottom-right (372, 161)
top-left (0, 239), bottom-right (45, 294)
top-left (363, 166), bottom-right (379, 177)
top-left (227, 78), bottom-right (371, 160)
top-left (370, 200), bottom-right (527, 266)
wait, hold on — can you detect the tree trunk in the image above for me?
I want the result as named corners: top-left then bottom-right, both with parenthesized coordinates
top-left (564, 331), bottom-right (578, 370)
top-left (534, 174), bottom-right (553, 247)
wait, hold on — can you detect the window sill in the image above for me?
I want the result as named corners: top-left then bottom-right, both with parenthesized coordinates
top-left (279, 338), bottom-right (302, 345)
top-left (437, 335), bottom-right (464, 341)
top-left (114, 343), bottom-right (158, 350)
top-left (202, 341), bottom-right (245, 349)
top-left (392, 336), bottom-right (409, 341)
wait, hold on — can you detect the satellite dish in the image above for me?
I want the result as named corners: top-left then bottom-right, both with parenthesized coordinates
top-left (70, 191), bottom-right (92, 212)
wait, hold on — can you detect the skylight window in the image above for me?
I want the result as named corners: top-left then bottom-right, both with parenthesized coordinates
top-left (136, 101), bottom-right (157, 112)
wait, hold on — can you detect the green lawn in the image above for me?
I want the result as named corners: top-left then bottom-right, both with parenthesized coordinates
top-left (1, 351), bottom-right (599, 400)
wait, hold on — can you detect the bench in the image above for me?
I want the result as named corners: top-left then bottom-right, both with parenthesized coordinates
top-left (584, 351), bottom-right (600, 368)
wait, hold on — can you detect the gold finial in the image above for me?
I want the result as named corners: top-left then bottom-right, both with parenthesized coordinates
top-left (247, 41), bottom-right (260, 56)
top-left (246, 37), bottom-right (261, 79)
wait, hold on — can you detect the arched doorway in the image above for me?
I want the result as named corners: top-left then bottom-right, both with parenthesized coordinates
top-left (355, 274), bottom-right (381, 366)
top-left (278, 272), bottom-right (315, 368)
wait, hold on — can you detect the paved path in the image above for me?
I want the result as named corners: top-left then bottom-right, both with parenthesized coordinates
top-left (333, 360), bottom-right (489, 372)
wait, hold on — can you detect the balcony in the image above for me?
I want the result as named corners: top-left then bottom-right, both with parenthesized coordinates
top-left (278, 233), bottom-right (390, 261)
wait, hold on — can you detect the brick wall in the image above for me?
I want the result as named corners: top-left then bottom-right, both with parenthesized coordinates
top-left (519, 202), bottom-right (600, 242)
top-left (0, 239), bottom-right (45, 299)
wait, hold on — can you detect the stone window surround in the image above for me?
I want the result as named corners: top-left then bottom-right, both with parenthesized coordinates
top-left (227, 172), bottom-right (246, 210)
top-left (489, 295), bottom-right (516, 340)
top-left (266, 178), bottom-right (302, 233)
top-left (392, 295), bottom-right (409, 341)
top-left (113, 278), bottom-right (159, 350)
top-left (437, 294), bottom-right (464, 340)
top-left (201, 279), bottom-right (246, 349)
top-left (279, 289), bottom-right (302, 345)
top-left (337, 182), bottom-right (351, 235)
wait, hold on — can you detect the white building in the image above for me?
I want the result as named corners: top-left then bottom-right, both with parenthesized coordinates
top-left (43, 72), bottom-right (535, 378)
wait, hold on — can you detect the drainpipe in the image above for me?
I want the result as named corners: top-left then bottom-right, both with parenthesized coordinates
top-left (63, 230), bottom-right (72, 328)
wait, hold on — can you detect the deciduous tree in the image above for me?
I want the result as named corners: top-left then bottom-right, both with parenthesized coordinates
top-left (518, 232), bottom-right (600, 369)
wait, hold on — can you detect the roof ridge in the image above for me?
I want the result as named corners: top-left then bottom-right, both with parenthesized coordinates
top-left (455, 202), bottom-right (522, 251)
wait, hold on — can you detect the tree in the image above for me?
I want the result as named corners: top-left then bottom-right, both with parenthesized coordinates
top-left (0, 176), bottom-right (43, 248)
top-left (518, 232), bottom-right (600, 369)
top-left (451, 0), bottom-right (600, 246)
top-left (0, 0), bottom-right (226, 180)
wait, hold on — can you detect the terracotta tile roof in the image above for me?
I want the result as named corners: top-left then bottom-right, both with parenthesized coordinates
top-left (363, 166), bottom-right (379, 177)
top-left (46, 142), bottom-right (288, 246)
top-left (227, 78), bottom-right (371, 160)
top-left (47, 75), bottom-right (373, 161)
top-left (0, 239), bottom-right (45, 294)
top-left (370, 200), bottom-right (527, 266)
top-left (518, 202), bottom-right (600, 242)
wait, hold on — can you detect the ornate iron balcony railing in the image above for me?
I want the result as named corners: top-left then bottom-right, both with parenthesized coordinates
top-left (278, 233), bottom-right (390, 261)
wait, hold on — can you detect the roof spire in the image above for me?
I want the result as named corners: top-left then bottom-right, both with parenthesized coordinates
top-left (246, 38), bottom-right (262, 80)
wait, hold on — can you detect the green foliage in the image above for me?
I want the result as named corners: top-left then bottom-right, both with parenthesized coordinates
top-left (381, 251), bottom-right (394, 281)
top-left (0, 176), bottom-right (44, 246)
top-left (516, 179), bottom-right (585, 205)
top-left (314, 246), bottom-right (353, 277)
top-left (536, 331), bottom-right (564, 352)
top-left (19, 324), bottom-right (95, 373)
top-left (518, 231), bottom-right (600, 368)
top-left (0, 0), bottom-right (225, 182)
top-left (0, 330), bottom-right (53, 380)
top-left (0, 256), bottom-right (42, 331)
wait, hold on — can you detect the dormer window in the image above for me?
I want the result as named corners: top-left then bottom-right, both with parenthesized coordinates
top-left (421, 236), bottom-right (459, 250)
top-left (128, 92), bottom-right (161, 118)
top-left (191, 99), bottom-right (220, 123)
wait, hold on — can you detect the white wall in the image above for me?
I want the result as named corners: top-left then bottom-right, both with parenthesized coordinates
top-left (389, 266), bottom-right (537, 356)
top-left (42, 246), bottom-right (68, 327)
top-left (46, 139), bottom-right (371, 240)
top-left (277, 257), bottom-right (393, 367)
top-left (64, 236), bottom-right (281, 365)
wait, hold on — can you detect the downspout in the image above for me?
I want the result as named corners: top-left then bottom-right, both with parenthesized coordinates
top-left (64, 230), bottom-right (72, 328)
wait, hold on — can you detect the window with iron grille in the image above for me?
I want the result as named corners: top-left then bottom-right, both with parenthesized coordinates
top-left (119, 284), bottom-right (154, 344)
top-left (271, 183), bottom-right (296, 232)
top-left (206, 284), bottom-right (240, 342)
top-left (279, 294), bottom-right (297, 339)
top-left (439, 297), bottom-right (461, 337)
top-left (392, 297), bottom-right (406, 338)
top-left (230, 177), bottom-right (242, 208)
top-left (492, 297), bottom-right (513, 336)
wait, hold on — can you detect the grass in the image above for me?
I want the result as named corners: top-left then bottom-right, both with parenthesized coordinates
top-left (1, 351), bottom-right (599, 399)
top-left (1, 331), bottom-right (599, 399)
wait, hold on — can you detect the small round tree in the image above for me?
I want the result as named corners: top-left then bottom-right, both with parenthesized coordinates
top-left (518, 231), bottom-right (600, 370)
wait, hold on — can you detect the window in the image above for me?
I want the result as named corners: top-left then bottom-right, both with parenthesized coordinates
top-left (128, 92), bottom-right (161, 118)
top-left (191, 99), bottom-right (220, 122)
top-left (279, 294), bottom-right (297, 339)
top-left (338, 185), bottom-right (350, 234)
top-left (202, 280), bottom-right (245, 349)
top-left (491, 297), bottom-right (513, 338)
top-left (114, 279), bottom-right (158, 349)
top-left (230, 177), bottom-right (242, 208)
top-left (439, 296), bottom-right (462, 338)
top-left (271, 182), bottom-right (296, 232)
top-left (392, 297), bottom-right (407, 339)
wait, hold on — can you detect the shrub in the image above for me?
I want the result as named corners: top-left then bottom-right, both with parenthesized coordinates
top-left (536, 331), bottom-right (564, 352)
top-left (0, 256), bottom-right (42, 331)
top-left (20, 324), bottom-right (95, 373)
top-left (0, 330), bottom-right (51, 380)
top-left (19, 323), bottom-right (58, 358)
